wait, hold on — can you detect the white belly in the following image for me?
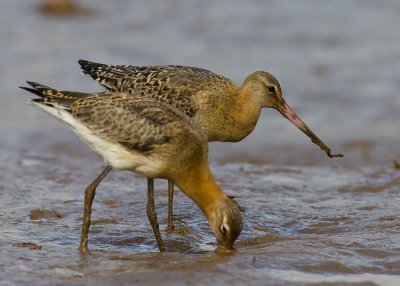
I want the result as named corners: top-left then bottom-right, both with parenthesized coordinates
top-left (29, 101), bottom-right (165, 177)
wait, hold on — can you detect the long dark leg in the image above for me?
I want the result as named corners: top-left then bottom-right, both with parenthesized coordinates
top-left (79, 166), bottom-right (112, 253)
top-left (167, 180), bottom-right (174, 231)
top-left (147, 178), bottom-right (165, 252)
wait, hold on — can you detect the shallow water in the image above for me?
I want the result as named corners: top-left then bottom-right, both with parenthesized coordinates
top-left (2, 150), bottom-right (400, 285)
top-left (1, 0), bottom-right (400, 285)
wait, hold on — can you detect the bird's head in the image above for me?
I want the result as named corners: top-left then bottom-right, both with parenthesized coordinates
top-left (242, 71), bottom-right (343, 158)
top-left (207, 197), bottom-right (243, 250)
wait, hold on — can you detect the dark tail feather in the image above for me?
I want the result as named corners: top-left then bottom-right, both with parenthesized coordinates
top-left (20, 81), bottom-right (94, 106)
top-left (19, 86), bottom-right (44, 98)
top-left (20, 81), bottom-right (54, 97)
top-left (19, 81), bottom-right (55, 101)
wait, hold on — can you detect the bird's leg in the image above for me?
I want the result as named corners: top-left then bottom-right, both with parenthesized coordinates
top-left (79, 166), bottom-right (112, 254)
top-left (147, 178), bottom-right (165, 252)
top-left (167, 180), bottom-right (174, 231)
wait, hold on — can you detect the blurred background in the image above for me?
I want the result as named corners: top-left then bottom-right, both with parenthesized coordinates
top-left (1, 0), bottom-right (399, 167)
top-left (1, 1), bottom-right (400, 285)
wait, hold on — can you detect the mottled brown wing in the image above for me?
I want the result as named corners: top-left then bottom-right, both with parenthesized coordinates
top-left (70, 94), bottom-right (199, 154)
top-left (78, 60), bottom-right (237, 117)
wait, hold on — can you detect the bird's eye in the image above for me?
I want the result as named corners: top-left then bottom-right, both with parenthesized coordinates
top-left (221, 225), bottom-right (227, 235)
top-left (267, 86), bottom-right (275, 93)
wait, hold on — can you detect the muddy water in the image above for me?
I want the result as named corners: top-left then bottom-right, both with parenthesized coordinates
top-left (2, 149), bottom-right (400, 286)
top-left (1, 0), bottom-right (400, 285)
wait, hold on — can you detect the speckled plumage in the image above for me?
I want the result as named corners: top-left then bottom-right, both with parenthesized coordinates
top-left (79, 60), bottom-right (237, 119)
top-left (70, 94), bottom-right (203, 156)
top-left (78, 60), bottom-right (267, 143)
top-left (21, 81), bottom-right (243, 252)
top-left (77, 60), bottom-right (342, 234)
top-left (78, 60), bottom-right (341, 157)
top-left (23, 82), bottom-right (205, 176)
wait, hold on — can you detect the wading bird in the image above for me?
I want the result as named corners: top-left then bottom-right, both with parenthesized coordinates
top-left (78, 60), bottom-right (343, 229)
top-left (21, 82), bottom-right (243, 253)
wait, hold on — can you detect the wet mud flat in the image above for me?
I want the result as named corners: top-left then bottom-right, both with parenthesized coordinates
top-left (1, 1), bottom-right (400, 285)
top-left (1, 148), bottom-right (399, 286)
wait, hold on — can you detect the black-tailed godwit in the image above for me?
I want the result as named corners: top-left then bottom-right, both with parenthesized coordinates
top-left (78, 60), bottom-right (343, 229)
top-left (20, 82), bottom-right (243, 253)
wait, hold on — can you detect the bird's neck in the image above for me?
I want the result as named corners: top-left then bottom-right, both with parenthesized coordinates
top-left (204, 88), bottom-right (262, 142)
top-left (229, 86), bottom-right (263, 140)
top-left (174, 162), bottom-right (226, 217)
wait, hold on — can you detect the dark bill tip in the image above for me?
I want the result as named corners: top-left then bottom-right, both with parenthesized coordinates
top-left (328, 152), bottom-right (344, 158)
top-left (275, 102), bottom-right (344, 159)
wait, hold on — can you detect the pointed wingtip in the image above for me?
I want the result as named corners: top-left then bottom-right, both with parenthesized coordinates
top-left (78, 59), bottom-right (94, 70)
top-left (19, 86), bottom-right (35, 92)
top-left (78, 59), bottom-right (106, 68)
top-left (20, 84), bottom-right (45, 98)
top-left (20, 82), bottom-right (55, 98)
top-left (78, 59), bottom-right (100, 67)
top-left (78, 59), bottom-right (98, 75)
top-left (78, 59), bottom-right (89, 65)
top-left (25, 81), bottom-right (39, 87)
top-left (25, 81), bottom-right (51, 91)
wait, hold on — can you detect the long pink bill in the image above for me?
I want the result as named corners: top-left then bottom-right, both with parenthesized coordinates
top-left (275, 102), bottom-right (343, 158)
